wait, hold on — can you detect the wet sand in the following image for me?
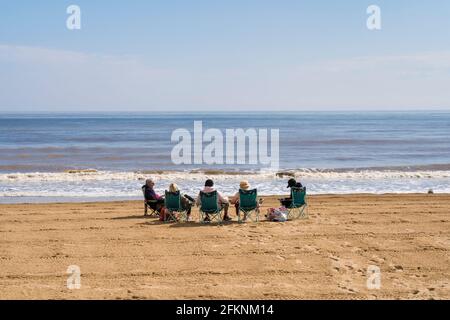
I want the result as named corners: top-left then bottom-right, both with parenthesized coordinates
top-left (0, 194), bottom-right (449, 300)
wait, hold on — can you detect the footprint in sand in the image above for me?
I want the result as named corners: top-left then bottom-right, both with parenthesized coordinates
top-left (350, 247), bottom-right (364, 254)
top-left (342, 242), bottom-right (353, 247)
top-left (329, 254), bottom-right (340, 262)
top-left (392, 278), bottom-right (408, 289)
top-left (338, 280), bottom-right (358, 294)
top-left (388, 264), bottom-right (404, 272)
top-left (369, 255), bottom-right (386, 264)
top-left (329, 254), bottom-right (365, 294)
top-left (330, 256), bottom-right (358, 273)
top-left (407, 286), bottom-right (439, 299)
top-left (302, 245), bottom-right (321, 254)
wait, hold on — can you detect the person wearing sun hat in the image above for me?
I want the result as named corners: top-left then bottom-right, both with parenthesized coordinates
top-left (230, 180), bottom-right (261, 217)
top-left (230, 180), bottom-right (251, 203)
top-left (240, 180), bottom-right (250, 190)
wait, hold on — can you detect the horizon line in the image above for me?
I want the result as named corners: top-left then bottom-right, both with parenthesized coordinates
top-left (1, 108), bottom-right (450, 114)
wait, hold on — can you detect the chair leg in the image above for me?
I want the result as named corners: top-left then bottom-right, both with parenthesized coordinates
top-left (151, 208), bottom-right (160, 218)
top-left (295, 208), bottom-right (301, 219)
top-left (177, 210), bottom-right (188, 223)
top-left (199, 211), bottom-right (208, 224)
top-left (178, 211), bottom-right (185, 223)
top-left (239, 209), bottom-right (259, 223)
top-left (165, 210), bottom-right (178, 223)
top-left (212, 211), bottom-right (223, 224)
top-left (251, 210), bottom-right (260, 222)
top-left (199, 211), bottom-right (222, 224)
top-left (300, 205), bottom-right (308, 219)
top-left (253, 210), bottom-right (260, 222)
top-left (238, 210), bottom-right (244, 223)
top-left (288, 208), bottom-right (299, 220)
top-left (241, 210), bottom-right (250, 223)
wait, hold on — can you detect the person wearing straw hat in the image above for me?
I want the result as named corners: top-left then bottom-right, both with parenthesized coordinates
top-left (230, 180), bottom-right (261, 217)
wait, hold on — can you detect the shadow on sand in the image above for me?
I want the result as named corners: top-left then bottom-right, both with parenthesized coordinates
top-left (112, 214), bottom-right (271, 227)
top-left (111, 215), bottom-right (156, 220)
top-left (135, 219), bottom-right (242, 228)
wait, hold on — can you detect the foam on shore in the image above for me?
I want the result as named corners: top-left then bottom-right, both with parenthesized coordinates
top-left (1, 168), bottom-right (449, 202)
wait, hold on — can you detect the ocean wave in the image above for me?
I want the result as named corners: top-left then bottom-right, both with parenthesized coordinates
top-left (1, 167), bottom-right (450, 182)
top-left (1, 167), bottom-right (449, 202)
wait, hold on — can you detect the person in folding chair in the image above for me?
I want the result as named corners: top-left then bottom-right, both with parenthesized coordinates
top-left (230, 180), bottom-right (261, 223)
top-left (279, 178), bottom-right (302, 208)
top-left (279, 178), bottom-right (307, 220)
top-left (142, 178), bottom-right (165, 217)
top-left (164, 183), bottom-right (194, 222)
top-left (286, 186), bottom-right (308, 220)
top-left (195, 179), bottom-right (231, 223)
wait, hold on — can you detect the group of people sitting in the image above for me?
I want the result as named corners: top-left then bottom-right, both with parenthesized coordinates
top-left (142, 177), bottom-right (303, 222)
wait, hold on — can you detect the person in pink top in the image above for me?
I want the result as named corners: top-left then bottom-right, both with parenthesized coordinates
top-left (196, 179), bottom-right (231, 222)
top-left (142, 178), bottom-right (166, 217)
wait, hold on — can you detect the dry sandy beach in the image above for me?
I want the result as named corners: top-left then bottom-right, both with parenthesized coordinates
top-left (1, 194), bottom-right (449, 300)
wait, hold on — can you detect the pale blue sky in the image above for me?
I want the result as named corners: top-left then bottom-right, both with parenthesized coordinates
top-left (1, 0), bottom-right (450, 111)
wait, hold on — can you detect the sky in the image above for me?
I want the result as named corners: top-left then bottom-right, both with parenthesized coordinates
top-left (1, 0), bottom-right (450, 112)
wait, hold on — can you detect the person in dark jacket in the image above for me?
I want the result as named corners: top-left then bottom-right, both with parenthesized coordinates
top-left (142, 178), bottom-right (165, 214)
top-left (279, 178), bottom-right (303, 208)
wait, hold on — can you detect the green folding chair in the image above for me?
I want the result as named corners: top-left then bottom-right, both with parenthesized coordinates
top-left (287, 187), bottom-right (308, 220)
top-left (142, 186), bottom-right (160, 218)
top-left (238, 189), bottom-right (259, 223)
top-left (199, 191), bottom-right (223, 224)
top-left (164, 190), bottom-right (189, 223)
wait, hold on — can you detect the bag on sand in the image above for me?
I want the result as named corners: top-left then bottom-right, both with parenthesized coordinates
top-left (266, 207), bottom-right (288, 222)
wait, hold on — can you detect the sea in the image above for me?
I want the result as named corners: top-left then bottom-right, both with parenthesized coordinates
top-left (0, 112), bottom-right (449, 203)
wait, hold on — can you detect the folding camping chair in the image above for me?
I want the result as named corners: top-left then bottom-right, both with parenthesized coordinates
top-left (164, 190), bottom-right (189, 223)
top-left (142, 186), bottom-right (160, 218)
top-left (287, 187), bottom-right (308, 220)
top-left (237, 188), bottom-right (260, 223)
top-left (198, 190), bottom-right (224, 224)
